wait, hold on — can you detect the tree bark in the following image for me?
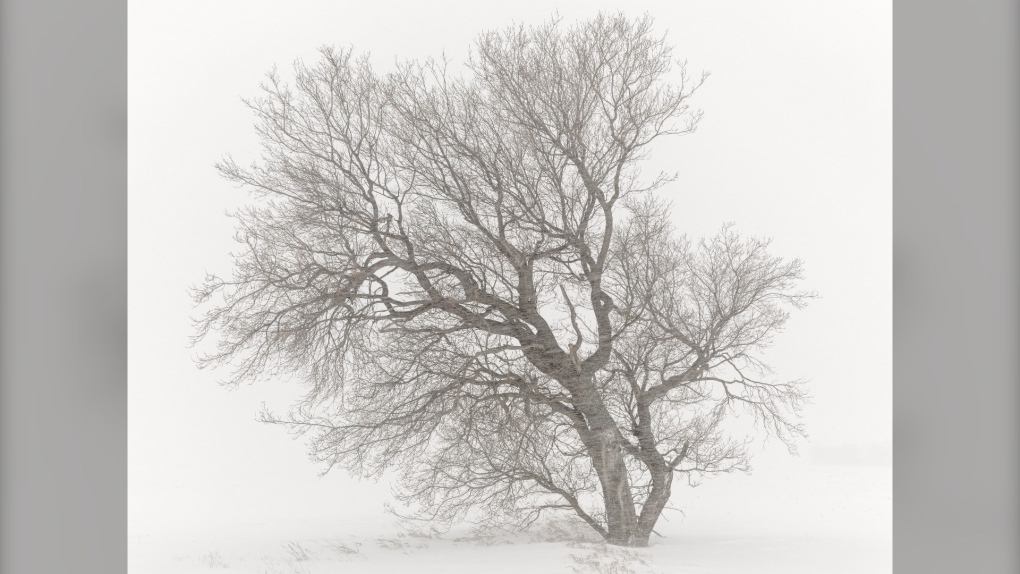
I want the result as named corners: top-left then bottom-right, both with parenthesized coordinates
top-left (577, 403), bottom-right (641, 546)
top-left (633, 468), bottom-right (672, 547)
top-left (580, 395), bottom-right (676, 547)
top-left (589, 428), bottom-right (638, 545)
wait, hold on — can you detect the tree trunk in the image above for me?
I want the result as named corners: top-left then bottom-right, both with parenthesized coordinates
top-left (583, 416), bottom-right (674, 547)
top-left (633, 468), bottom-right (673, 547)
top-left (569, 382), bottom-right (666, 547)
top-left (586, 424), bottom-right (640, 546)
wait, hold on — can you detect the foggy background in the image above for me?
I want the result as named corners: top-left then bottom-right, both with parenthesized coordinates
top-left (128, 0), bottom-right (891, 559)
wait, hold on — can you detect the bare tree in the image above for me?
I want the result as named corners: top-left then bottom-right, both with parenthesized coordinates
top-left (192, 13), bottom-right (810, 547)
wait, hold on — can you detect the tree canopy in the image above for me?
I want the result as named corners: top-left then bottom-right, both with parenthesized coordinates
top-left (192, 13), bottom-right (810, 547)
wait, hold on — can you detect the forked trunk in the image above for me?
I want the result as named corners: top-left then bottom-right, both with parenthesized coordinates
top-left (586, 422), bottom-right (674, 547)
top-left (590, 428), bottom-right (639, 545)
top-left (571, 384), bottom-right (671, 547)
top-left (600, 467), bottom-right (671, 547)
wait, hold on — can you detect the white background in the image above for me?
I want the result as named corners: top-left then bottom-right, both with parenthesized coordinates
top-left (129, 0), bottom-right (891, 567)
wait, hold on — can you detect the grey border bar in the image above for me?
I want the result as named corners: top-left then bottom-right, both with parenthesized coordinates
top-left (894, 0), bottom-right (1019, 572)
top-left (0, 0), bottom-right (127, 573)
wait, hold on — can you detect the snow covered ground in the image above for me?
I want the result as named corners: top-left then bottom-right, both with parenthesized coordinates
top-left (129, 458), bottom-right (891, 574)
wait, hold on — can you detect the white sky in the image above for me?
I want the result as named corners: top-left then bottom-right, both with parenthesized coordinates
top-left (129, 0), bottom-right (891, 546)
